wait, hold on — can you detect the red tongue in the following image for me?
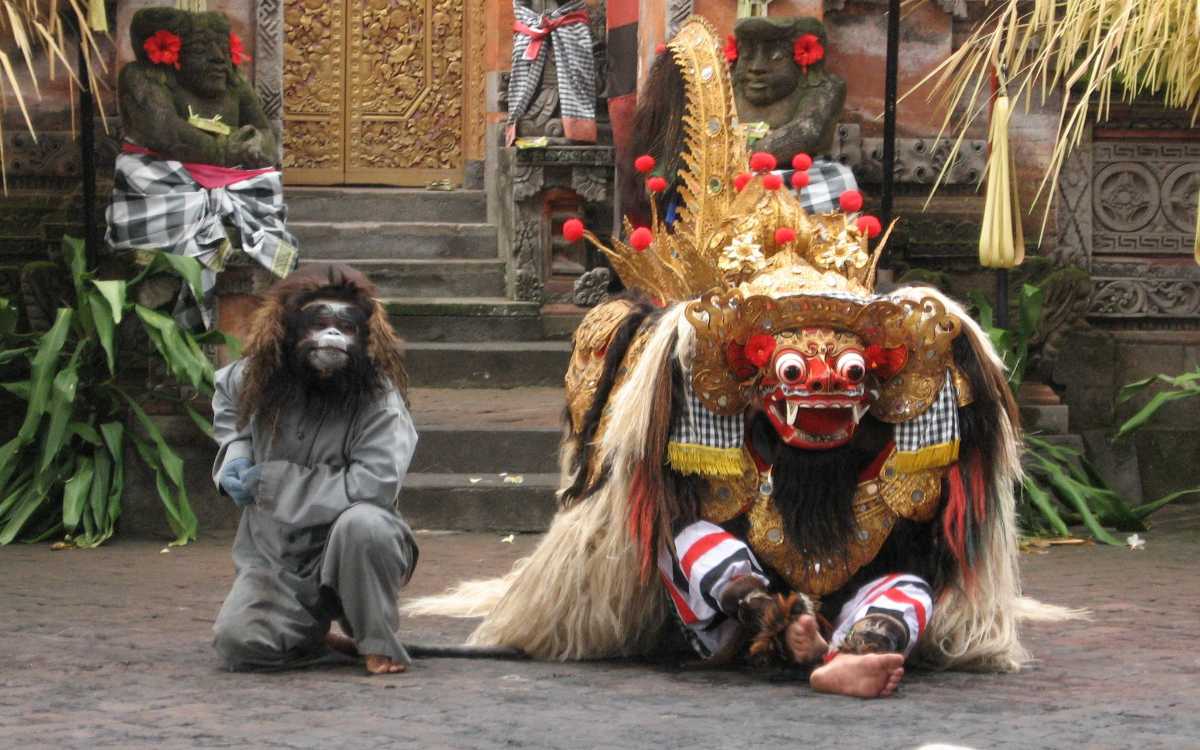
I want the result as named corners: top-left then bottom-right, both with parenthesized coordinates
top-left (794, 408), bottom-right (852, 435)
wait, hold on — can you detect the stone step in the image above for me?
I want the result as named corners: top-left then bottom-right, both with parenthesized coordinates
top-left (400, 473), bottom-right (559, 532)
top-left (290, 221), bottom-right (498, 261)
top-left (405, 341), bottom-right (572, 388)
top-left (410, 426), bottom-right (562, 474)
top-left (385, 297), bottom-right (563, 342)
top-left (286, 187), bottom-right (487, 224)
top-left (301, 258), bottom-right (506, 298)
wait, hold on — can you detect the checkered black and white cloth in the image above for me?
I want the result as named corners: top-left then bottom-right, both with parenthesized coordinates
top-left (106, 151), bottom-right (298, 329)
top-left (507, 0), bottom-right (596, 145)
top-left (778, 158), bottom-right (859, 214)
top-left (895, 370), bottom-right (960, 458)
top-left (670, 386), bottom-right (745, 451)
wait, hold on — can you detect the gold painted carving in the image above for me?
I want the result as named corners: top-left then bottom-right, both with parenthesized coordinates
top-left (700, 456), bottom-right (945, 597)
top-left (565, 299), bottom-right (638, 431)
top-left (282, 0), bottom-right (345, 176)
top-left (284, 0), bottom-right (473, 185)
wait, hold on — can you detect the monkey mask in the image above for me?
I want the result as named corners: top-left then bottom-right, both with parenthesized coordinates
top-left (237, 263), bottom-right (409, 430)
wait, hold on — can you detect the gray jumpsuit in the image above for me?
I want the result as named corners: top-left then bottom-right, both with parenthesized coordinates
top-left (210, 360), bottom-right (419, 670)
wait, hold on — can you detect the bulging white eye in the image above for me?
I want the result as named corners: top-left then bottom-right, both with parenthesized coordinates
top-left (836, 351), bottom-right (867, 383)
top-left (775, 352), bottom-right (807, 384)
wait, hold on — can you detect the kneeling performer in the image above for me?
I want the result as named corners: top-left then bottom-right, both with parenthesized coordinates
top-left (211, 263), bottom-right (418, 674)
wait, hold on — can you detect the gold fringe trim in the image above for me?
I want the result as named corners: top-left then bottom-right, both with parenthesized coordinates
top-left (667, 442), bottom-right (746, 478)
top-left (892, 440), bottom-right (960, 473)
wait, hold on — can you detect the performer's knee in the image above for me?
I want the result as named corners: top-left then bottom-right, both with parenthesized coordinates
top-left (212, 616), bottom-right (276, 670)
top-left (331, 503), bottom-right (395, 549)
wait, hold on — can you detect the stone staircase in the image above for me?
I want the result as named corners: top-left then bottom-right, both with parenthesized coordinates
top-left (287, 187), bottom-right (574, 531)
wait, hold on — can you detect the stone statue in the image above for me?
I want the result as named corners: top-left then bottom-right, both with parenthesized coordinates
top-left (119, 8), bottom-right (276, 167)
top-left (730, 17), bottom-right (845, 163)
top-left (506, 0), bottom-right (599, 145)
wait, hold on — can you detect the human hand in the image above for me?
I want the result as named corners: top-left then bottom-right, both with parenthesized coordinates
top-left (219, 457), bottom-right (255, 507)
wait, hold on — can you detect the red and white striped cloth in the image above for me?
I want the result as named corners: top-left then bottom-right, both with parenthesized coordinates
top-left (659, 521), bottom-right (934, 660)
top-left (828, 573), bottom-right (934, 658)
top-left (657, 520), bottom-right (768, 657)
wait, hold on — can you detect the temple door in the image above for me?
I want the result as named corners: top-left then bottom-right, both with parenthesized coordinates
top-left (281, 0), bottom-right (485, 186)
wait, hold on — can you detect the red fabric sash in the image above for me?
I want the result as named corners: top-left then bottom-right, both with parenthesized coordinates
top-left (122, 143), bottom-right (278, 190)
top-left (514, 11), bottom-right (590, 61)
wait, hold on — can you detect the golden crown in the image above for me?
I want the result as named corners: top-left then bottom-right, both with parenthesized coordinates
top-left (567, 17), bottom-right (962, 421)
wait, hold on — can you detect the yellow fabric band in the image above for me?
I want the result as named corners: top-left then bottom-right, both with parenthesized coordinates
top-left (892, 440), bottom-right (960, 473)
top-left (667, 443), bottom-right (746, 478)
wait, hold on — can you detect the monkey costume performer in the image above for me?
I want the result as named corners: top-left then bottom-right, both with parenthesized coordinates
top-left (211, 264), bottom-right (418, 674)
top-left (408, 18), bottom-right (1071, 697)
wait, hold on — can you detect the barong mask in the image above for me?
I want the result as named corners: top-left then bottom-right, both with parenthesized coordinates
top-left (567, 18), bottom-right (962, 464)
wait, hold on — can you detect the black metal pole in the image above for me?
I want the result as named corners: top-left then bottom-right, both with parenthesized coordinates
top-left (78, 31), bottom-right (98, 268)
top-left (879, 0), bottom-right (900, 257)
top-left (995, 267), bottom-right (1009, 330)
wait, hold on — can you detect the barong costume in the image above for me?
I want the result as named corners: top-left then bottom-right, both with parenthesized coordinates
top-left (407, 18), bottom-right (1064, 674)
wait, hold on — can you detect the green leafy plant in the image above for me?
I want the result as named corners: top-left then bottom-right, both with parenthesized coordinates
top-left (969, 282), bottom-right (1043, 392)
top-left (0, 237), bottom-right (237, 547)
top-left (1114, 369), bottom-right (1200, 439)
top-left (971, 284), bottom-right (1195, 544)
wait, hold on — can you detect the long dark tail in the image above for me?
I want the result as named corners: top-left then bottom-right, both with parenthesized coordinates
top-left (406, 643), bottom-right (527, 660)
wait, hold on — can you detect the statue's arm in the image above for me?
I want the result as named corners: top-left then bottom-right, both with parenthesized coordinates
top-left (233, 74), bottom-right (280, 167)
top-left (755, 75), bottom-right (847, 162)
top-left (118, 63), bottom-right (229, 165)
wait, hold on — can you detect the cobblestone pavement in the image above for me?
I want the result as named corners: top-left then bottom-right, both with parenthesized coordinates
top-left (3, 507), bottom-right (1198, 750)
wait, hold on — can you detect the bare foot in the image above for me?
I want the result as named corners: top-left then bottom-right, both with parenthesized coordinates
top-left (324, 629), bottom-right (360, 658)
top-left (810, 652), bottom-right (905, 698)
top-left (365, 654), bottom-right (408, 675)
top-left (785, 614), bottom-right (829, 665)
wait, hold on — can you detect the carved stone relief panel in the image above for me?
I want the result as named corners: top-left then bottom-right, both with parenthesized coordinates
top-left (1091, 142), bottom-right (1200, 257)
top-left (830, 123), bottom-right (986, 185)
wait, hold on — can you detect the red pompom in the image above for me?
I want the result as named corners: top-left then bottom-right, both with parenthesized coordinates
top-left (723, 35), bottom-right (739, 63)
top-left (745, 334), bottom-right (777, 368)
top-left (856, 215), bottom-right (882, 239)
top-left (791, 153), bottom-right (813, 171)
top-left (775, 227), bottom-right (796, 245)
top-left (790, 170), bottom-right (811, 190)
top-left (646, 176), bottom-right (668, 193)
top-left (749, 152), bottom-right (777, 173)
top-left (839, 189), bottom-right (864, 213)
top-left (562, 218), bottom-right (585, 243)
top-left (762, 173), bottom-right (784, 191)
top-left (634, 155), bottom-right (656, 174)
top-left (655, 43), bottom-right (667, 55)
top-left (734, 172), bottom-right (752, 192)
top-left (630, 227), bottom-right (654, 251)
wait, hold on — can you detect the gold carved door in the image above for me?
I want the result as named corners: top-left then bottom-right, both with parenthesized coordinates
top-left (282, 0), bottom-right (485, 186)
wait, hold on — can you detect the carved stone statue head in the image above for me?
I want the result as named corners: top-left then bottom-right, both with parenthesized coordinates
top-left (131, 9), bottom-right (233, 100)
top-left (730, 16), bottom-right (846, 161)
top-left (120, 8), bottom-right (276, 167)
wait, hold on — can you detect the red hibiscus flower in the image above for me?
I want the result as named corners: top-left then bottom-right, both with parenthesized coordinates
top-left (745, 333), bottom-right (777, 369)
top-left (865, 344), bottom-right (908, 380)
top-left (793, 33), bottom-right (824, 73)
top-left (144, 30), bottom-right (182, 70)
top-left (724, 35), bottom-right (739, 63)
top-left (230, 32), bottom-right (252, 67)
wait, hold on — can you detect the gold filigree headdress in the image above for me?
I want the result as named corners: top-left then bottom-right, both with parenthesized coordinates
top-left (567, 16), bottom-right (961, 421)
